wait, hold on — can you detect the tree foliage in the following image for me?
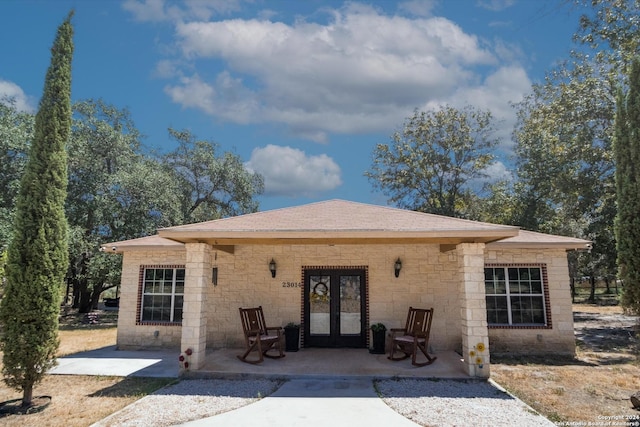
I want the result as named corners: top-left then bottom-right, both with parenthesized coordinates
top-left (0, 12), bottom-right (73, 406)
top-left (0, 99), bottom-right (32, 250)
top-left (164, 128), bottom-right (264, 224)
top-left (614, 57), bottom-right (640, 314)
top-left (512, 58), bottom-right (615, 235)
top-left (67, 99), bottom-right (182, 312)
top-left (64, 104), bottom-right (264, 312)
top-left (506, 0), bottom-right (638, 286)
top-left (573, 0), bottom-right (640, 68)
top-left (366, 106), bottom-right (498, 218)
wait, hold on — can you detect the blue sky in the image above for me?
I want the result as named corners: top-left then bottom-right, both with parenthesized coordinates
top-left (0, 0), bottom-right (580, 211)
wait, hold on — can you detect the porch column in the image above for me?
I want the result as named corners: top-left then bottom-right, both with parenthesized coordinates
top-left (181, 243), bottom-right (211, 370)
top-left (457, 242), bottom-right (490, 378)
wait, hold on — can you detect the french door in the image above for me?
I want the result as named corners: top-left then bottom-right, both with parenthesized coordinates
top-left (304, 268), bottom-right (367, 348)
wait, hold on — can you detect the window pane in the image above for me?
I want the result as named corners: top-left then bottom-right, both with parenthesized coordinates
top-left (531, 297), bottom-right (545, 323)
top-left (486, 266), bottom-right (546, 326)
top-left (510, 296), bottom-right (545, 325)
top-left (531, 279), bottom-right (542, 294)
top-left (157, 295), bottom-right (171, 321)
top-left (530, 268), bottom-right (540, 281)
top-left (486, 296), bottom-right (508, 324)
top-left (310, 275), bottom-right (330, 335)
top-left (509, 280), bottom-right (521, 294)
top-left (175, 268), bottom-right (185, 294)
top-left (173, 295), bottom-right (184, 322)
top-left (143, 280), bottom-right (154, 294)
top-left (174, 282), bottom-right (184, 295)
top-left (485, 268), bottom-right (506, 294)
top-left (484, 268), bottom-right (496, 293)
top-left (141, 268), bottom-right (184, 323)
top-left (142, 295), bottom-right (154, 321)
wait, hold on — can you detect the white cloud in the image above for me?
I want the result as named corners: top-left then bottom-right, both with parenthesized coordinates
top-left (164, 72), bottom-right (259, 123)
top-left (0, 80), bottom-right (35, 112)
top-left (245, 145), bottom-right (342, 197)
top-left (483, 160), bottom-right (512, 182)
top-left (460, 66), bottom-right (531, 150)
top-left (477, 0), bottom-right (515, 12)
top-left (398, 0), bottom-right (437, 17)
top-left (122, 0), bottom-right (246, 22)
top-left (122, 0), bottom-right (167, 22)
top-left (161, 4), bottom-right (508, 141)
top-left (139, 1), bottom-right (531, 144)
top-left (420, 65), bottom-right (531, 152)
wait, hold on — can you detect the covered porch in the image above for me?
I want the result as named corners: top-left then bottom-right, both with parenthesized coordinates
top-left (106, 200), bottom-right (589, 380)
top-left (188, 348), bottom-right (471, 380)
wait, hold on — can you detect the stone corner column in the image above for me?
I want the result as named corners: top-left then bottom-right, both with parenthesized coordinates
top-left (181, 243), bottom-right (211, 370)
top-left (457, 242), bottom-right (490, 378)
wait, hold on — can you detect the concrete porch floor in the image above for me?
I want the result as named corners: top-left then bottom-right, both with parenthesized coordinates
top-left (190, 348), bottom-right (471, 380)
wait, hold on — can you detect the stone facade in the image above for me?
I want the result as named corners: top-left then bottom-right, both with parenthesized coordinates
top-left (115, 242), bottom-right (575, 375)
top-left (485, 248), bottom-right (576, 355)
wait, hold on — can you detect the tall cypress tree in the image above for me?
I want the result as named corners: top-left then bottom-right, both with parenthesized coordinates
top-left (615, 57), bottom-right (640, 315)
top-left (0, 12), bottom-right (73, 406)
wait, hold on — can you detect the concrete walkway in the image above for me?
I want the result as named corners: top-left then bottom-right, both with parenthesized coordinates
top-left (50, 346), bottom-right (468, 380)
top-left (176, 377), bottom-right (420, 427)
top-left (50, 345), bottom-right (179, 377)
top-left (51, 347), bottom-right (553, 427)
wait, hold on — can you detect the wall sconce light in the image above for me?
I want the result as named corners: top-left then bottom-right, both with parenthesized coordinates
top-left (212, 267), bottom-right (218, 286)
top-left (394, 258), bottom-right (402, 278)
top-left (269, 258), bottom-right (277, 278)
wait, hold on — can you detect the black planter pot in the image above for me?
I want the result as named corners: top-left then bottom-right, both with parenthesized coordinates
top-left (284, 326), bottom-right (300, 352)
top-left (370, 328), bottom-right (386, 354)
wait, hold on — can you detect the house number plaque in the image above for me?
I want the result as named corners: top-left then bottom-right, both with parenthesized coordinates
top-left (282, 281), bottom-right (302, 288)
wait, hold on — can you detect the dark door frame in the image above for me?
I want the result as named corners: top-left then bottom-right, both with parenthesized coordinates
top-left (302, 266), bottom-right (368, 348)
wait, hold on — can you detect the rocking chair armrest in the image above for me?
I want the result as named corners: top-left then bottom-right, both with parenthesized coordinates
top-left (265, 326), bottom-right (283, 336)
top-left (388, 328), bottom-right (406, 337)
top-left (246, 328), bottom-right (262, 337)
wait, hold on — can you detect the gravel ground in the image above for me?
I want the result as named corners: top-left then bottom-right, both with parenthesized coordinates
top-left (92, 378), bottom-right (553, 427)
top-left (91, 379), bottom-right (281, 427)
top-left (376, 378), bottom-right (554, 427)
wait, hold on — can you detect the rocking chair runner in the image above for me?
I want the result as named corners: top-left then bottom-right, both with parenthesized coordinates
top-left (237, 306), bottom-right (285, 364)
top-left (388, 307), bottom-right (437, 367)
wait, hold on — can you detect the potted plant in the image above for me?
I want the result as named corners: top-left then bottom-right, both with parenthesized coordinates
top-left (284, 322), bottom-right (300, 352)
top-left (369, 322), bottom-right (387, 354)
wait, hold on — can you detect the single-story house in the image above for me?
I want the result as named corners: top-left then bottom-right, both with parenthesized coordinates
top-left (102, 199), bottom-right (591, 377)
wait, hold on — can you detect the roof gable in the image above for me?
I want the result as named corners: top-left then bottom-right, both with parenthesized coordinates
top-left (160, 199), bottom-right (518, 233)
top-left (102, 200), bottom-right (590, 252)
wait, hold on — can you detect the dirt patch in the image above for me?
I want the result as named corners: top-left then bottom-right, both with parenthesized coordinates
top-left (574, 306), bottom-right (638, 363)
top-left (492, 304), bottom-right (640, 424)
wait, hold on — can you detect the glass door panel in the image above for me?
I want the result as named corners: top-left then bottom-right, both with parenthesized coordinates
top-left (309, 275), bottom-right (330, 335)
top-left (339, 275), bottom-right (361, 334)
top-left (304, 268), bottom-right (366, 348)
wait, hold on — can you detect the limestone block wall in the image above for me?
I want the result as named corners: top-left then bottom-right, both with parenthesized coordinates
top-left (485, 248), bottom-right (576, 355)
top-left (116, 250), bottom-right (186, 349)
top-left (207, 243), bottom-right (462, 351)
top-left (114, 243), bottom-right (576, 356)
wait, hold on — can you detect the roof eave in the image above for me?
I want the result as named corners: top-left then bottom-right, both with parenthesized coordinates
top-left (157, 228), bottom-right (520, 244)
top-left (487, 242), bottom-right (593, 251)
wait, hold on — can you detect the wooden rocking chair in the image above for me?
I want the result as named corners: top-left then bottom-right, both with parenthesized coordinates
top-left (237, 306), bottom-right (285, 364)
top-left (388, 307), bottom-right (437, 367)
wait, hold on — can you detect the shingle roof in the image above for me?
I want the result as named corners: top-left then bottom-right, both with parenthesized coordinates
top-left (159, 199), bottom-right (515, 233)
top-left (488, 229), bottom-right (592, 250)
top-left (101, 200), bottom-right (590, 252)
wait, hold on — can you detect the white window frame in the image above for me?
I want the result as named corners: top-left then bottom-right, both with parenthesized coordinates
top-left (485, 265), bottom-right (548, 327)
top-left (140, 267), bottom-right (184, 323)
